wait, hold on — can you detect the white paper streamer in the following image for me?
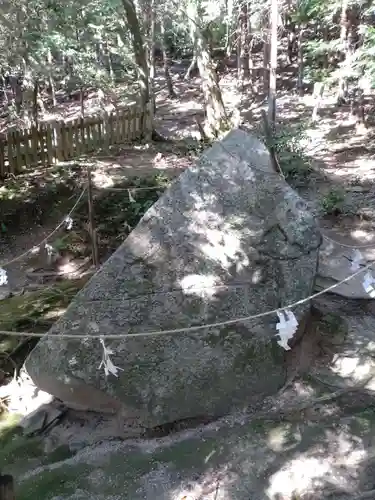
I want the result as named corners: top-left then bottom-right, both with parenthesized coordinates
top-left (351, 249), bottom-right (365, 271)
top-left (0, 268), bottom-right (8, 286)
top-left (363, 271), bottom-right (375, 298)
top-left (65, 216), bottom-right (73, 230)
top-left (275, 309), bottom-right (298, 350)
top-left (99, 338), bottom-right (124, 377)
top-left (128, 190), bottom-right (136, 203)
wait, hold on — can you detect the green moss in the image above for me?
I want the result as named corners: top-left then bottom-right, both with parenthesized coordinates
top-left (0, 278), bottom-right (89, 336)
top-left (16, 463), bottom-right (93, 500)
top-left (0, 430), bottom-right (44, 466)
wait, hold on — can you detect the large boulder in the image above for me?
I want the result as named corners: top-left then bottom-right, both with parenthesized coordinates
top-left (25, 129), bottom-right (321, 428)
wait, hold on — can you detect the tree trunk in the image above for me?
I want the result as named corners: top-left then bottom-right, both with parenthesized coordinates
top-left (337, 0), bottom-right (349, 104)
top-left (268, 0), bottom-right (278, 126)
top-left (195, 28), bottom-right (228, 137)
top-left (225, 0), bottom-right (234, 57)
top-left (297, 27), bottom-right (304, 96)
top-left (287, 22), bottom-right (296, 65)
top-left (312, 82), bottom-right (325, 122)
top-left (161, 22), bottom-right (176, 98)
top-left (185, 50), bottom-right (198, 80)
top-left (33, 80), bottom-right (39, 128)
top-left (1, 75), bottom-right (8, 104)
top-left (120, 0), bottom-right (150, 134)
top-left (355, 89), bottom-right (366, 132)
top-left (239, 1), bottom-right (250, 81)
top-left (262, 13), bottom-right (270, 93)
top-left (323, 25), bottom-right (329, 69)
top-left (11, 76), bottom-right (22, 115)
top-left (249, 37), bottom-right (255, 92)
top-left (80, 87), bottom-right (85, 118)
top-left (105, 43), bottom-right (115, 83)
top-left (148, 0), bottom-right (156, 115)
top-left (47, 49), bottom-right (57, 107)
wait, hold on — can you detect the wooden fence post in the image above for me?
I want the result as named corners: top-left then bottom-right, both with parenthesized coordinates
top-left (0, 474), bottom-right (15, 500)
top-left (45, 124), bottom-right (53, 165)
top-left (7, 131), bottom-right (15, 174)
top-left (87, 166), bottom-right (99, 269)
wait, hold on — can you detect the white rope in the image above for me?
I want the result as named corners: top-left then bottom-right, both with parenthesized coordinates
top-left (321, 231), bottom-right (375, 249)
top-left (0, 256), bottom-right (373, 339)
top-left (95, 185), bottom-right (168, 193)
top-left (0, 188), bottom-right (87, 268)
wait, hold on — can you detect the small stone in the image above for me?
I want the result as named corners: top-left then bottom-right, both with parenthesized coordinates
top-left (0, 287), bottom-right (11, 300)
top-left (20, 403), bottom-right (65, 436)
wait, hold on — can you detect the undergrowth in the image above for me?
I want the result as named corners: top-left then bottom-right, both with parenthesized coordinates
top-left (0, 173), bottom-right (169, 378)
top-left (271, 123), bottom-right (313, 184)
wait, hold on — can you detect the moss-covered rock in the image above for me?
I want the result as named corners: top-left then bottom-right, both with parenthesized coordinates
top-left (2, 407), bottom-right (375, 499)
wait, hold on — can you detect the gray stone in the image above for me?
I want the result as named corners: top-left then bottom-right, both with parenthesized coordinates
top-left (0, 285), bottom-right (12, 300)
top-left (20, 402), bottom-right (65, 436)
top-left (25, 129), bottom-right (321, 427)
top-left (316, 235), bottom-right (375, 298)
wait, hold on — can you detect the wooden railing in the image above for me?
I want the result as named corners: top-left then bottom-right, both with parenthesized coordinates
top-left (0, 104), bottom-right (151, 177)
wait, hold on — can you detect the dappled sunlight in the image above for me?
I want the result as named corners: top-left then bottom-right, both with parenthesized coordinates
top-left (330, 356), bottom-right (375, 384)
top-left (196, 226), bottom-right (250, 271)
top-left (267, 423), bottom-right (302, 452)
top-left (329, 155), bottom-right (375, 181)
top-left (168, 466), bottom-right (235, 500)
top-left (266, 427), bottom-right (367, 499)
top-left (179, 274), bottom-right (222, 299)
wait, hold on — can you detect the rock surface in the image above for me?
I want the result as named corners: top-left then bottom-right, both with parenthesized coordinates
top-left (3, 401), bottom-right (375, 500)
top-left (315, 235), bottom-right (375, 298)
top-left (25, 129), bottom-right (321, 427)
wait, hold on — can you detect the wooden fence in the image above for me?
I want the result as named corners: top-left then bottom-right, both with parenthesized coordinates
top-left (0, 104), bottom-right (151, 177)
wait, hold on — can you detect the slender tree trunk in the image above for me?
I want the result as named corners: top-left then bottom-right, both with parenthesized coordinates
top-left (148, 0), bottom-right (156, 115)
top-left (321, 25), bottom-right (328, 69)
top-left (239, 1), bottom-right (250, 81)
top-left (120, 0), bottom-right (150, 133)
top-left (287, 22), bottom-right (296, 65)
top-left (337, 0), bottom-right (349, 104)
top-left (268, 0), bottom-right (278, 126)
top-left (225, 0), bottom-right (234, 57)
top-left (80, 87), bottom-right (85, 118)
top-left (297, 27), bottom-right (305, 96)
top-left (312, 82), bottom-right (325, 122)
top-left (33, 80), bottom-right (39, 127)
top-left (356, 89), bottom-right (366, 132)
top-left (105, 42), bottom-right (115, 83)
top-left (249, 37), bottom-right (255, 92)
top-left (195, 28), bottom-right (228, 137)
top-left (185, 46), bottom-right (198, 80)
top-left (161, 21), bottom-right (176, 98)
top-left (1, 75), bottom-right (8, 104)
top-left (236, 9), bottom-right (241, 79)
top-left (262, 13), bottom-right (270, 93)
top-left (47, 49), bottom-right (56, 107)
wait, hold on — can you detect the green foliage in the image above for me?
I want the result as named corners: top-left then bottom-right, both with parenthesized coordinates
top-left (271, 124), bottom-right (312, 182)
top-left (320, 187), bottom-right (345, 215)
top-left (92, 174), bottom-right (170, 253)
